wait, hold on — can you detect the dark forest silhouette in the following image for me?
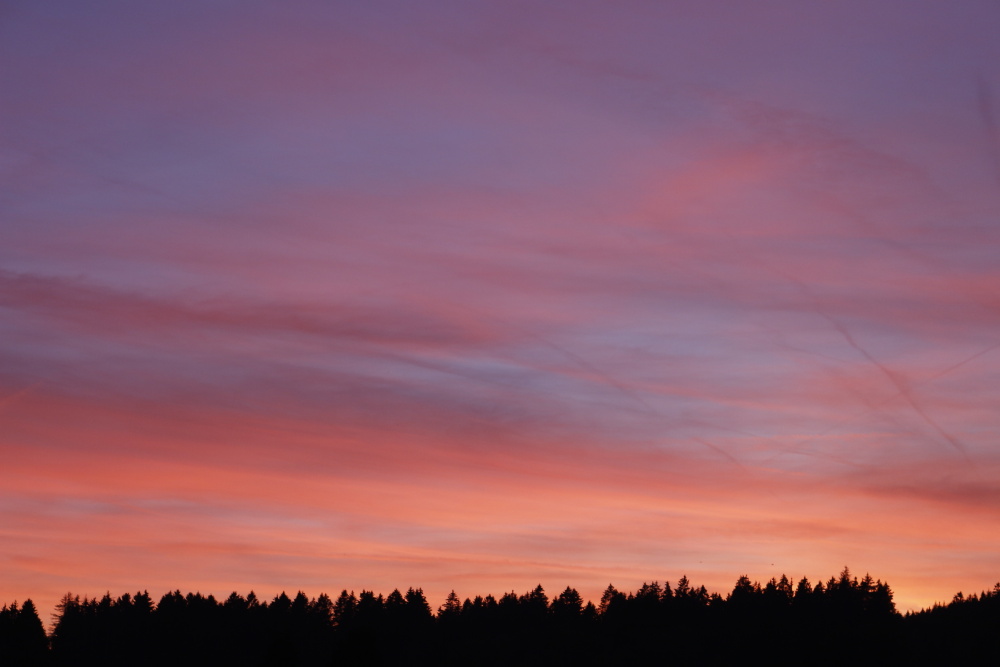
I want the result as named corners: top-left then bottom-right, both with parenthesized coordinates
top-left (2, 568), bottom-right (998, 665)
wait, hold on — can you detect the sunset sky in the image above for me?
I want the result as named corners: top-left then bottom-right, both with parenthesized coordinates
top-left (3, 1), bottom-right (1000, 617)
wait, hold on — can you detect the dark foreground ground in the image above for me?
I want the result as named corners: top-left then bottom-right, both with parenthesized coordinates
top-left (3, 570), bottom-right (998, 665)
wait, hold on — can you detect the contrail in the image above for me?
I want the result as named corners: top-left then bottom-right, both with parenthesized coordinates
top-left (783, 343), bottom-right (1000, 463)
top-left (445, 300), bottom-right (751, 466)
top-left (526, 330), bottom-right (758, 465)
top-left (694, 437), bottom-right (749, 470)
top-left (819, 312), bottom-right (971, 463)
top-left (769, 341), bottom-right (1000, 466)
top-left (751, 260), bottom-right (975, 464)
top-left (925, 341), bottom-right (1000, 381)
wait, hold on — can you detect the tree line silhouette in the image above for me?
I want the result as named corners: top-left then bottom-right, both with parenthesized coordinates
top-left (2, 568), bottom-right (998, 665)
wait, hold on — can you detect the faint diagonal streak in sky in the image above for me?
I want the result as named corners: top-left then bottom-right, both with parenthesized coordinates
top-left (744, 254), bottom-right (974, 464)
top-left (820, 313), bottom-right (971, 463)
top-left (767, 341), bottom-right (1000, 466)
